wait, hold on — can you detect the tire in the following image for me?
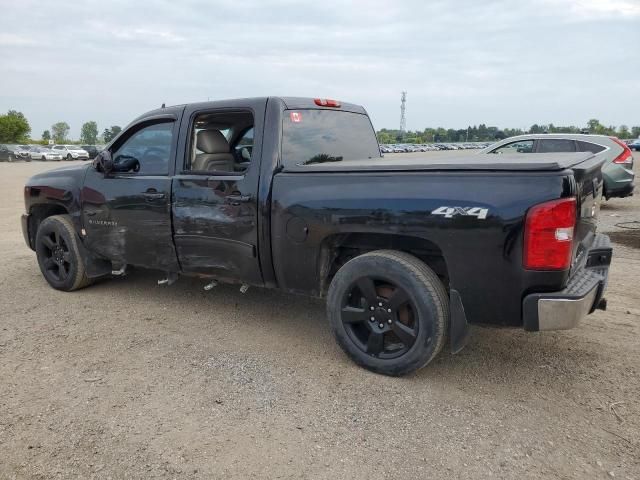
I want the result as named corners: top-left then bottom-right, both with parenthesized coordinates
top-left (67, 154), bottom-right (72, 161)
top-left (7, 154), bottom-right (13, 162)
top-left (327, 250), bottom-right (449, 376)
top-left (41, 155), bottom-right (46, 161)
top-left (35, 215), bottom-right (93, 291)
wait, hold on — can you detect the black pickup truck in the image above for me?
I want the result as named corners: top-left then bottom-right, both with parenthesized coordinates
top-left (21, 97), bottom-right (612, 375)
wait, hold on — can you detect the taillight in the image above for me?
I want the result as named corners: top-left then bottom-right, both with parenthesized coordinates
top-left (314, 98), bottom-right (341, 108)
top-left (524, 198), bottom-right (576, 270)
top-left (610, 137), bottom-right (633, 165)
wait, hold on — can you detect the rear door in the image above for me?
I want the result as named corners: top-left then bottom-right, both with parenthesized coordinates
top-left (170, 101), bottom-right (266, 285)
top-left (81, 118), bottom-right (179, 271)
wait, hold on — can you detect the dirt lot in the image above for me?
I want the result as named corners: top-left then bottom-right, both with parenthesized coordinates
top-left (1, 155), bottom-right (639, 479)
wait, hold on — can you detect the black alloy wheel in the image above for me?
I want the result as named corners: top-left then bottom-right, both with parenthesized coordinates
top-left (327, 250), bottom-right (449, 376)
top-left (39, 229), bottom-right (72, 282)
top-left (340, 277), bottom-right (419, 359)
top-left (35, 215), bottom-right (93, 291)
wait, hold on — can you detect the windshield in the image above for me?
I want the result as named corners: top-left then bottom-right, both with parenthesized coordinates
top-left (281, 110), bottom-right (381, 166)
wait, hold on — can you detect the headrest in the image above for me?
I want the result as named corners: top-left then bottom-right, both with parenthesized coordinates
top-left (196, 129), bottom-right (230, 154)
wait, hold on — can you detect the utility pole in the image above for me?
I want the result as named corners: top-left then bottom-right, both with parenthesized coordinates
top-left (399, 91), bottom-right (407, 138)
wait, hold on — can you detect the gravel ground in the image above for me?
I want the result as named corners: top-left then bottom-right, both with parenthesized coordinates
top-left (1, 154), bottom-right (639, 479)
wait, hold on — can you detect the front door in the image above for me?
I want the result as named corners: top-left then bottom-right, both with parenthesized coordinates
top-left (171, 104), bottom-right (264, 285)
top-left (81, 120), bottom-right (179, 271)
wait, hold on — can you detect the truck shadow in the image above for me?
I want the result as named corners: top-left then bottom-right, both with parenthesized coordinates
top-left (89, 268), bottom-right (604, 395)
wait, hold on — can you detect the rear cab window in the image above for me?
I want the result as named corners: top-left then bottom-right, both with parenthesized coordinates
top-left (281, 110), bottom-right (381, 167)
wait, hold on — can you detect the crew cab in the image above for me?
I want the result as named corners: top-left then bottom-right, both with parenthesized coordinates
top-left (21, 97), bottom-right (612, 375)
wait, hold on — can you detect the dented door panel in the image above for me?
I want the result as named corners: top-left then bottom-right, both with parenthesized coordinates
top-left (172, 175), bottom-right (262, 285)
top-left (81, 168), bottom-right (178, 270)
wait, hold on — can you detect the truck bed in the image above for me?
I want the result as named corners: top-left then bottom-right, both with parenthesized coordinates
top-left (284, 152), bottom-right (596, 173)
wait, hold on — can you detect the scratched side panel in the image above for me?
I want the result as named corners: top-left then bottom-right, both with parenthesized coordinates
top-left (81, 170), bottom-right (179, 271)
top-left (270, 171), bottom-right (569, 327)
top-left (172, 176), bottom-right (262, 284)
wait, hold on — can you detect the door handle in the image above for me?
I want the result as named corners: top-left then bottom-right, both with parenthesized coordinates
top-left (144, 191), bottom-right (166, 200)
top-left (226, 194), bottom-right (251, 204)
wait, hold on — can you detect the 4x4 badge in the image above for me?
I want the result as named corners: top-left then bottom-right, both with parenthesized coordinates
top-left (432, 206), bottom-right (489, 220)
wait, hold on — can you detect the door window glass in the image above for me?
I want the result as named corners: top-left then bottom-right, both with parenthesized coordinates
top-left (490, 140), bottom-right (534, 154)
top-left (112, 122), bottom-right (173, 174)
top-left (187, 111), bottom-right (253, 173)
top-left (234, 127), bottom-right (254, 163)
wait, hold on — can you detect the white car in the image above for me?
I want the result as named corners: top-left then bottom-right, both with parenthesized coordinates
top-left (52, 145), bottom-right (90, 160)
top-left (29, 147), bottom-right (64, 161)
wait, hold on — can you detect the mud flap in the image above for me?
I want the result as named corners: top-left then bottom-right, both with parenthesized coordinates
top-left (449, 289), bottom-right (470, 354)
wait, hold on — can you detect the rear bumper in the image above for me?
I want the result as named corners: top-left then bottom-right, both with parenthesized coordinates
top-left (606, 182), bottom-right (634, 199)
top-left (522, 233), bottom-right (611, 331)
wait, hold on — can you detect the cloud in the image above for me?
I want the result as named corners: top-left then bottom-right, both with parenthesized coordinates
top-left (540, 0), bottom-right (640, 18)
top-left (0, 0), bottom-right (637, 137)
top-left (0, 33), bottom-right (38, 47)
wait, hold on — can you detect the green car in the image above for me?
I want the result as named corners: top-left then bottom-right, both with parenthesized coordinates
top-left (481, 134), bottom-right (635, 199)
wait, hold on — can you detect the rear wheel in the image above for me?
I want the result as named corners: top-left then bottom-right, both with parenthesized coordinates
top-left (35, 215), bottom-right (93, 291)
top-left (327, 250), bottom-right (449, 376)
top-left (7, 154), bottom-right (14, 162)
top-left (66, 154), bottom-right (72, 160)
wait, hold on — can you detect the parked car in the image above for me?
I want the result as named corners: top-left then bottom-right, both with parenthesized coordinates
top-left (21, 97), bottom-right (611, 376)
top-left (52, 145), bottom-right (90, 160)
top-left (81, 145), bottom-right (103, 159)
top-left (629, 139), bottom-right (640, 152)
top-left (0, 144), bottom-right (30, 162)
top-left (29, 146), bottom-right (64, 161)
top-left (481, 134), bottom-right (635, 199)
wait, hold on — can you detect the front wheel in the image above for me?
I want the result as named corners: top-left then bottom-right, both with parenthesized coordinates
top-left (66, 154), bottom-right (72, 160)
top-left (35, 215), bottom-right (93, 291)
top-left (327, 250), bottom-right (449, 376)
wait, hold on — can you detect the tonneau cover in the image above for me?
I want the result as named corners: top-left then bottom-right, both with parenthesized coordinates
top-left (284, 152), bottom-right (600, 173)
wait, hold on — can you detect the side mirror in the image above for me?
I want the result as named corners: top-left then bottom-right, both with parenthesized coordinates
top-left (93, 150), bottom-right (113, 173)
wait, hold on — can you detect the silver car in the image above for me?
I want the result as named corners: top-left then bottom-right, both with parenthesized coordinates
top-left (480, 134), bottom-right (635, 199)
top-left (52, 144), bottom-right (90, 160)
top-left (29, 146), bottom-right (64, 161)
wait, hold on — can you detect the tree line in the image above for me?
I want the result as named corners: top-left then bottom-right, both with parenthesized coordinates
top-left (377, 120), bottom-right (640, 144)
top-left (0, 110), bottom-right (122, 145)
top-left (1, 109), bottom-right (638, 146)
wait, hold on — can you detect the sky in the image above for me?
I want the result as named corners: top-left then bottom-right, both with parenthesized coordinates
top-left (0, 0), bottom-right (638, 139)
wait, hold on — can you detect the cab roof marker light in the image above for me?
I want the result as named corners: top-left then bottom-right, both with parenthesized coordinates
top-left (314, 99), bottom-right (341, 108)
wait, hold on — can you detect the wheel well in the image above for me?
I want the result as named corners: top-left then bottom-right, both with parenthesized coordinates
top-left (28, 204), bottom-right (69, 247)
top-left (319, 233), bottom-right (449, 296)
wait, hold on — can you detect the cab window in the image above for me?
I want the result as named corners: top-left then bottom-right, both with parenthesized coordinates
top-left (186, 111), bottom-right (254, 173)
top-left (490, 140), bottom-right (534, 154)
top-left (111, 122), bottom-right (174, 175)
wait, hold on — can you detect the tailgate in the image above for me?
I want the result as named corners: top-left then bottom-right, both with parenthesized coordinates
top-left (570, 153), bottom-right (609, 270)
